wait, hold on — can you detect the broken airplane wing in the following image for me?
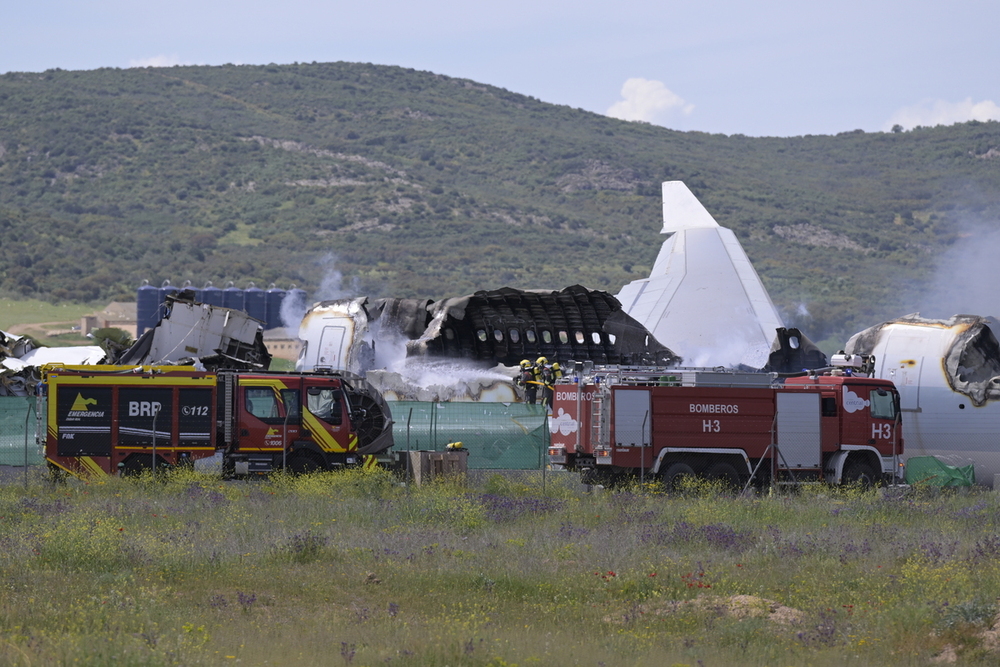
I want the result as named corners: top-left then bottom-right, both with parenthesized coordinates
top-left (616, 181), bottom-right (786, 368)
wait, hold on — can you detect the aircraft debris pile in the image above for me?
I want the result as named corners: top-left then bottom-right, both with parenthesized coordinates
top-left (0, 291), bottom-right (270, 396)
top-left (120, 289), bottom-right (271, 370)
top-left (0, 330), bottom-right (105, 396)
top-left (764, 327), bottom-right (828, 374)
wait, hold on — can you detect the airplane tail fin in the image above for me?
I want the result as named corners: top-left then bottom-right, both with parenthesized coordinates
top-left (661, 181), bottom-right (719, 233)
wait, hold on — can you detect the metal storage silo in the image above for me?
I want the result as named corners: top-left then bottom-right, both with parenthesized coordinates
top-left (244, 282), bottom-right (265, 324)
top-left (136, 280), bottom-right (160, 336)
top-left (222, 282), bottom-right (243, 311)
top-left (199, 281), bottom-right (223, 307)
top-left (264, 284), bottom-right (287, 330)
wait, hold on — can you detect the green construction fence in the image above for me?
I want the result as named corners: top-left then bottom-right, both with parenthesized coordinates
top-left (0, 396), bottom-right (44, 466)
top-left (389, 401), bottom-right (550, 470)
top-left (0, 397), bottom-right (551, 471)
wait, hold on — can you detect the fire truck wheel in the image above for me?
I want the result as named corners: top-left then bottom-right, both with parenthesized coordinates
top-left (47, 464), bottom-right (68, 484)
top-left (288, 453), bottom-right (322, 474)
top-left (121, 455), bottom-right (166, 477)
top-left (842, 458), bottom-right (879, 488)
top-left (705, 462), bottom-right (742, 490)
top-left (661, 461), bottom-right (695, 492)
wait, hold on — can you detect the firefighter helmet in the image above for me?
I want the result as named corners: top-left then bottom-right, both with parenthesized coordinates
top-left (520, 359), bottom-right (531, 368)
top-left (536, 357), bottom-right (547, 366)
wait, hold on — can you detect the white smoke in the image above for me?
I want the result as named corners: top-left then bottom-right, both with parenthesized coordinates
top-left (313, 253), bottom-right (361, 301)
top-left (683, 336), bottom-right (771, 370)
top-left (279, 294), bottom-right (306, 338)
top-left (917, 221), bottom-right (1000, 320)
top-left (280, 253), bottom-right (361, 337)
top-left (369, 319), bottom-right (410, 371)
top-left (394, 358), bottom-right (511, 389)
top-left (365, 304), bottom-right (511, 391)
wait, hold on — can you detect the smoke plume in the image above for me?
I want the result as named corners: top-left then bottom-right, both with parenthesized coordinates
top-left (280, 253), bottom-right (360, 336)
top-left (916, 222), bottom-right (1000, 320)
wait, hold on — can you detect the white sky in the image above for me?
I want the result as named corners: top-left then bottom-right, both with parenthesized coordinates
top-left (3, 0), bottom-right (998, 137)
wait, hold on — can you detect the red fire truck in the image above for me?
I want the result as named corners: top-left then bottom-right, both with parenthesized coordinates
top-left (43, 365), bottom-right (394, 478)
top-left (548, 364), bottom-right (902, 487)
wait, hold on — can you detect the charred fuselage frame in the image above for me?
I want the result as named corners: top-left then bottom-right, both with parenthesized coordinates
top-left (382, 285), bottom-right (679, 367)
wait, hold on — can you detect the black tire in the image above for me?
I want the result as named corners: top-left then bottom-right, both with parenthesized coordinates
top-left (842, 458), bottom-right (880, 488)
top-left (705, 461), bottom-right (742, 490)
top-left (288, 453), bottom-right (323, 475)
top-left (121, 455), bottom-right (168, 477)
top-left (661, 461), bottom-right (695, 492)
top-left (579, 467), bottom-right (601, 487)
top-left (47, 463), bottom-right (68, 484)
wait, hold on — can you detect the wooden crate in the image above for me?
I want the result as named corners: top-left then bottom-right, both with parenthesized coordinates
top-left (407, 450), bottom-right (469, 485)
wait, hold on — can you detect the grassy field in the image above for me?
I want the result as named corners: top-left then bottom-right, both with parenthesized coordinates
top-left (0, 298), bottom-right (98, 326)
top-left (0, 298), bottom-right (102, 346)
top-left (1, 470), bottom-right (998, 666)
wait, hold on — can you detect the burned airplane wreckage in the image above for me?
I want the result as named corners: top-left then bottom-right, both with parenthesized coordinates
top-left (120, 289), bottom-right (271, 370)
top-left (1, 181), bottom-right (826, 400)
top-left (0, 290), bottom-right (271, 396)
top-left (615, 181), bottom-right (827, 372)
top-left (297, 285), bottom-right (823, 379)
top-left (843, 313), bottom-right (1000, 485)
top-left (846, 313), bottom-right (1000, 408)
top-left (402, 285), bottom-right (681, 366)
top-left (296, 285), bottom-right (679, 375)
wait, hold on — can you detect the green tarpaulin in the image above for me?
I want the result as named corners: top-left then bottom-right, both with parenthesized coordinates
top-left (904, 456), bottom-right (975, 487)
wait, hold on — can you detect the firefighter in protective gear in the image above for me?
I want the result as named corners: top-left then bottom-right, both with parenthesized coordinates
top-left (536, 358), bottom-right (562, 408)
top-left (514, 359), bottom-right (538, 404)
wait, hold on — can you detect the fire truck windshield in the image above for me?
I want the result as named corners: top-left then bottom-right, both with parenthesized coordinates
top-left (307, 388), bottom-right (343, 425)
top-left (870, 388), bottom-right (898, 420)
top-left (246, 388), bottom-right (280, 419)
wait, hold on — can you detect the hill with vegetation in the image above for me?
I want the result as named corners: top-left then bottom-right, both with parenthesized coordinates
top-left (2, 61), bottom-right (1000, 346)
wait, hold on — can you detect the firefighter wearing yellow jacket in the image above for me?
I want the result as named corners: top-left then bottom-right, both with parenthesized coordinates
top-left (535, 357), bottom-right (563, 408)
top-left (514, 359), bottom-right (538, 404)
